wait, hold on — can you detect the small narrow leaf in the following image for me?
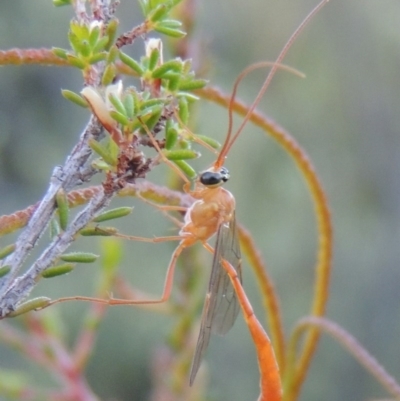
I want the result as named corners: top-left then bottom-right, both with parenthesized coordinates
top-left (52, 47), bottom-right (68, 59)
top-left (68, 31), bottom-right (83, 54)
top-left (7, 297), bottom-right (51, 317)
top-left (140, 107), bottom-right (162, 132)
top-left (173, 160), bottom-right (196, 179)
top-left (79, 226), bottom-right (117, 236)
top-left (92, 36), bottom-right (109, 53)
top-left (66, 54), bottom-right (86, 69)
top-left (92, 158), bottom-right (112, 171)
top-left (93, 207), bottom-right (134, 222)
top-left (178, 96), bottom-right (189, 124)
top-left (105, 20), bottom-right (119, 50)
top-left (154, 25), bottom-right (186, 38)
top-left (0, 244), bottom-right (15, 260)
top-left (119, 52), bottom-right (144, 76)
top-left (149, 4), bottom-right (169, 22)
top-left (50, 219), bottom-right (61, 238)
top-left (80, 40), bottom-right (91, 57)
top-left (107, 45), bottom-right (119, 63)
top-left (165, 126), bottom-right (178, 150)
top-left (89, 26), bottom-right (101, 48)
top-left (164, 149), bottom-right (200, 160)
top-left (101, 64), bottom-right (117, 85)
top-left (88, 52), bottom-right (107, 64)
top-left (60, 252), bottom-right (99, 263)
top-left (152, 59), bottom-right (182, 78)
top-left (108, 93), bottom-right (127, 115)
top-left (62, 89), bottom-right (89, 108)
top-left (109, 110), bottom-right (129, 126)
top-left (196, 134), bottom-right (221, 150)
top-left (123, 94), bottom-right (135, 119)
top-left (148, 48), bottom-right (160, 71)
top-left (178, 78), bottom-right (207, 91)
top-left (158, 19), bottom-right (182, 29)
top-left (88, 138), bottom-right (119, 166)
top-left (167, 74), bottom-right (181, 91)
top-left (41, 263), bottom-right (75, 278)
top-left (53, 0), bottom-right (72, 6)
top-left (0, 265), bottom-right (11, 278)
top-left (56, 188), bottom-right (69, 231)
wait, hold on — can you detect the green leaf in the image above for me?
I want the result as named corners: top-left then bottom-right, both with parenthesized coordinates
top-left (88, 138), bottom-right (118, 166)
top-left (66, 54), bottom-right (86, 69)
top-left (164, 149), bottom-right (200, 160)
top-left (178, 78), bottom-right (208, 91)
top-left (177, 92), bottom-right (199, 102)
top-left (88, 52), bottom-right (107, 65)
top-left (101, 64), bottom-right (117, 85)
top-left (108, 93), bottom-right (127, 115)
top-left (159, 19), bottom-right (183, 28)
top-left (165, 122), bottom-right (178, 150)
top-left (141, 98), bottom-right (165, 109)
top-left (56, 188), bottom-right (69, 231)
top-left (107, 45), bottom-right (119, 63)
top-left (94, 207), bottom-right (134, 222)
top-left (119, 52), bottom-right (144, 76)
top-left (0, 244), bottom-right (15, 260)
top-left (92, 36), bottom-right (110, 53)
top-left (152, 59), bottom-right (182, 78)
top-left (178, 96), bottom-right (189, 124)
top-left (89, 26), bottom-right (101, 48)
top-left (123, 94), bottom-right (135, 119)
top-left (70, 22), bottom-right (89, 39)
top-left (110, 110), bottom-right (129, 126)
top-left (167, 74), bottom-right (181, 91)
top-left (52, 47), bottom-right (68, 60)
top-left (148, 48), bottom-right (160, 71)
top-left (140, 107), bottom-right (162, 131)
top-left (80, 40), bottom-right (91, 57)
top-left (50, 218), bottom-right (61, 238)
top-left (0, 265), bottom-right (11, 278)
top-left (62, 89), bottom-right (89, 108)
top-left (7, 297), bottom-right (51, 317)
top-left (41, 263), bottom-right (75, 278)
top-left (149, 4), bottom-right (169, 22)
top-left (196, 134), bottom-right (221, 150)
top-left (60, 252), bottom-right (99, 263)
top-left (154, 25), bottom-right (186, 38)
top-left (68, 31), bottom-right (84, 54)
top-left (53, 0), bottom-right (72, 6)
top-left (173, 160), bottom-right (197, 179)
top-left (79, 226), bottom-right (117, 236)
top-left (105, 20), bottom-right (119, 50)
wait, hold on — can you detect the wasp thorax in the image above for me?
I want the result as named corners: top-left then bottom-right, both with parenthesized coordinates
top-left (199, 166), bottom-right (230, 187)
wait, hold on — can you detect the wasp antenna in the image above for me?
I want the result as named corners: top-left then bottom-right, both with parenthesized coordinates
top-left (215, 61), bottom-right (305, 168)
top-left (215, 0), bottom-right (329, 167)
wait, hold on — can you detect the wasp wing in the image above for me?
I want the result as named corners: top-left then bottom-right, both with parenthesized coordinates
top-left (189, 213), bottom-right (242, 385)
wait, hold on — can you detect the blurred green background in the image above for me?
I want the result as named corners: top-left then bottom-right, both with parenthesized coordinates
top-left (1, 0), bottom-right (400, 400)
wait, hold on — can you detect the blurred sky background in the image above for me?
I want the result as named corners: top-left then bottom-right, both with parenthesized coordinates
top-left (1, 0), bottom-right (400, 400)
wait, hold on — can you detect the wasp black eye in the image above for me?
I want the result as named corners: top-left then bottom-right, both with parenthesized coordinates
top-left (200, 167), bottom-right (230, 187)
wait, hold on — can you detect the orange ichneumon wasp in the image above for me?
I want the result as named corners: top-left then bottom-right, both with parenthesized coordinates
top-left (50, 0), bottom-right (329, 390)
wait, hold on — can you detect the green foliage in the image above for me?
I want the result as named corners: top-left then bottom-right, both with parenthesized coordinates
top-left (41, 263), bottom-right (76, 278)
